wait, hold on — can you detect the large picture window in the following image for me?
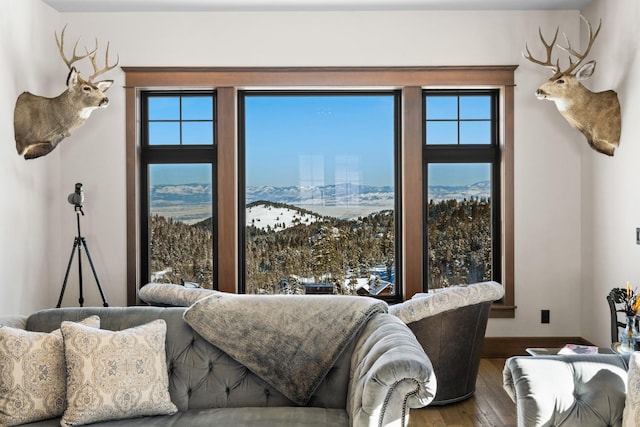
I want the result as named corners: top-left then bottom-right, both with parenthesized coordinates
top-left (140, 91), bottom-right (217, 289)
top-left (424, 90), bottom-right (500, 290)
top-left (125, 66), bottom-right (515, 317)
top-left (239, 91), bottom-right (400, 299)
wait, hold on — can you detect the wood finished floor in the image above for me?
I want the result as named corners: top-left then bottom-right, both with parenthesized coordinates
top-left (408, 358), bottom-right (517, 427)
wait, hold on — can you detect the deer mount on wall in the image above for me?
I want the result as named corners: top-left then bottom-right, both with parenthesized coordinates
top-left (523, 15), bottom-right (621, 156)
top-left (13, 25), bottom-right (119, 160)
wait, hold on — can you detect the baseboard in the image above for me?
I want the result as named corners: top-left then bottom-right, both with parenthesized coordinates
top-left (482, 337), bottom-right (594, 358)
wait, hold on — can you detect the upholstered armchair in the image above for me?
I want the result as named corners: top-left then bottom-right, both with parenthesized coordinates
top-left (389, 281), bottom-right (504, 405)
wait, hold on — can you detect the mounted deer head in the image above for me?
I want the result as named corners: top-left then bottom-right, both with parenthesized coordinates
top-left (523, 15), bottom-right (621, 156)
top-left (14, 25), bottom-right (119, 160)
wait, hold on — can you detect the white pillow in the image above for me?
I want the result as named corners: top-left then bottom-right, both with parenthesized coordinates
top-left (60, 319), bottom-right (177, 426)
top-left (623, 352), bottom-right (640, 426)
top-left (0, 315), bottom-right (100, 426)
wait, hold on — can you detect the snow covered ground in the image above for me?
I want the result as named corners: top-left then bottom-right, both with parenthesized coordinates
top-left (246, 203), bottom-right (322, 231)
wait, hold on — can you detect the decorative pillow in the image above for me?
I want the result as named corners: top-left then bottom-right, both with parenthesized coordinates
top-left (623, 351), bottom-right (640, 426)
top-left (60, 319), bottom-right (177, 426)
top-left (0, 315), bottom-right (100, 426)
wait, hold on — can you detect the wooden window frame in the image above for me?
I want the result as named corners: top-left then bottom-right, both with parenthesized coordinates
top-left (123, 66), bottom-right (516, 317)
top-left (139, 90), bottom-right (217, 290)
top-left (237, 89), bottom-right (403, 302)
top-left (423, 89), bottom-right (501, 290)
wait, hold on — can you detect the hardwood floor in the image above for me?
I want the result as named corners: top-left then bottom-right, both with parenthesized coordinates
top-left (408, 358), bottom-right (517, 427)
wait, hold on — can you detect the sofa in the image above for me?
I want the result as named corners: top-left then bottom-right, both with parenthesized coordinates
top-left (390, 281), bottom-right (504, 405)
top-left (0, 301), bottom-right (436, 426)
top-left (503, 353), bottom-right (630, 426)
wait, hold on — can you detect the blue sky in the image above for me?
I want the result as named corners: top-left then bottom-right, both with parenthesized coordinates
top-left (428, 163), bottom-right (490, 187)
top-left (244, 94), bottom-right (395, 188)
top-left (150, 163), bottom-right (212, 186)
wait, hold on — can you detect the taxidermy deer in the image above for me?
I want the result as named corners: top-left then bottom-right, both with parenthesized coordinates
top-left (14, 25), bottom-right (119, 159)
top-left (523, 15), bottom-right (621, 156)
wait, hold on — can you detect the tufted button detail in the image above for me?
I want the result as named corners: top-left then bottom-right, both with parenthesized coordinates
top-left (264, 389), bottom-right (270, 397)
top-left (225, 386), bottom-right (230, 396)
top-left (187, 388), bottom-right (192, 397)
top-left (208, 362), bottom-right (213, 372)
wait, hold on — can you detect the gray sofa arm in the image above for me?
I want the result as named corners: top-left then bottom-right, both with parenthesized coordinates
top-left (0, 314), bottom-right (27, 329)
top-left (347, 313), bottom-right (436, 427)
top-left (503, 354), bottom-right (629, 427)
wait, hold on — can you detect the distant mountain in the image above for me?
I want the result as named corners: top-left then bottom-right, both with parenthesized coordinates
top-left (150, 181), bottom-right (490, 223)
top-left (151, 184), bottom-right (212, 205)
top-left (427, 181), bottom-right (491, 202)
top-left (247, 182), bottom-right (490, 205)
top-left (246, 183), bottom-right (395, 206)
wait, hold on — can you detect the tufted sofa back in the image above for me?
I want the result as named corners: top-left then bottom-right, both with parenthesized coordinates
top-left (26, 307), bottom-right (353, 411)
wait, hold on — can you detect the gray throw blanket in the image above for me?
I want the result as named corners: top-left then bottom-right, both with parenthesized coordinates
top-left (183, 293), bottom-right (387, 405)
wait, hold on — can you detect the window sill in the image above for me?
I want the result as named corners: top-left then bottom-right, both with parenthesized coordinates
top-left (490, 304), bottom-right (516, 319)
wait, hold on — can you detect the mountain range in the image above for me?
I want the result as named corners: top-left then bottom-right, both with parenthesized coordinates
top-left (151, 181), bottom-right (491, 223)
top-left (427, 181), bottom-right (491, 202)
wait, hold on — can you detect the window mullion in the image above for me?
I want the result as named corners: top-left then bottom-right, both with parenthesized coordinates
top-left (424, 147), bottom-right (495, 163)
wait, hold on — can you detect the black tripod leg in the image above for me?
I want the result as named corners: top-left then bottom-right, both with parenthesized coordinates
top-left (57, 237), bottom-right (80, 308)
top-left (80, 237), bottom-right (109, 307)
top-left (77, 237), bottom-right (84, 307)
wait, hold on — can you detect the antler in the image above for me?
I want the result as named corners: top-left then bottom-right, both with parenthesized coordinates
top-left (55, 24), bottom-right (97, 70)
top-left (557, 15), bottom-right (601, 76)
top-left (87, 40), bottom-right (120, 82)
top-left (523, 15), bottom-right (601, 78)
top-left (523, 26), bottom-right (561, 78)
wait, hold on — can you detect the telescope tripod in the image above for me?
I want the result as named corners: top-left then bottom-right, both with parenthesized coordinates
top-left (56, 206), bottom-right (109, 308)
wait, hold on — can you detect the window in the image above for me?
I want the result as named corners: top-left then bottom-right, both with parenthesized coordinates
top-left (140, 91), bottom-right (217, 289)
top-left (424, 90), bottom-right (501, 290)
top-left (125, 66), bottom-right (515, 316)
top-left (239, 91), bottom-right (400, 299)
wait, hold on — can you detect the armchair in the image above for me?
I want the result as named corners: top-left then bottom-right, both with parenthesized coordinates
top-left (389, 281), bottom-right (504, 405)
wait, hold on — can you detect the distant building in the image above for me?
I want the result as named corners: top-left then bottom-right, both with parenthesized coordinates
top-left (303, 282), bottom-right (334, 295)
top-left (356, 276), bottom-right (394, 296)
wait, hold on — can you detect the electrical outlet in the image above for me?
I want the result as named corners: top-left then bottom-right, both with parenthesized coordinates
top-left (541, 310), bottom-right (550, 324)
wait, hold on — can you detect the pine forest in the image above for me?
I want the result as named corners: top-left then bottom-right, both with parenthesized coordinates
top-left (149, 197), bottom-right (492, 293)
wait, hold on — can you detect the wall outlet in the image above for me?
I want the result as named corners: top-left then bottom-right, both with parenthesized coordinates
top-left (541, 309), bottom-right (550, 324)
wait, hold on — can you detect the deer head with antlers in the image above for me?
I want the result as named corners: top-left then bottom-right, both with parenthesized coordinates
top-left (13, 25), bottom-right (119, 160)
top-left (523, 15), bottom-right (621, 156)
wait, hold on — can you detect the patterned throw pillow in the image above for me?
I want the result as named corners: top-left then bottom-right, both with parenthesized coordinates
top-left (623, 352), bottom-right (640, 426)
top-left (60, 319), bottom-right (177, 426)
top-left (0, 315), bottom-right (100, 426)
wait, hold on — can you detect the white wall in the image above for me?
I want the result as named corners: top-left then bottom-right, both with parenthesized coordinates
top-left (0, 0), bottom-right (62, 314)
top-left (581, 0), bottom-right (640, 346)
top-left (3, 3), bottom-right (599, 340)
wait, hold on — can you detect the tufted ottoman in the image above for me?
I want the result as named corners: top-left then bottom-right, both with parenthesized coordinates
top-left (503, 353), bottom-right (629, 426)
